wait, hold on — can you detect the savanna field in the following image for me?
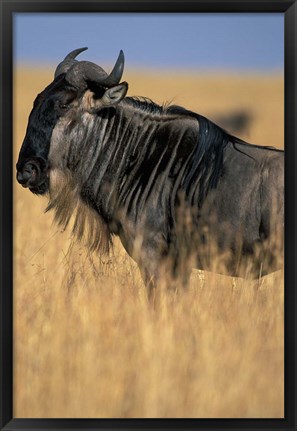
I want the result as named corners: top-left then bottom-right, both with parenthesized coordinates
top-left (13, 67), bottom-right (284, 418)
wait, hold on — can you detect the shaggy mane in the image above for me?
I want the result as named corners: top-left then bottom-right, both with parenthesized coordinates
top-left (46, 169), bottom-right (112, 254)
top-left (123, 96), bottom-right (168, 115)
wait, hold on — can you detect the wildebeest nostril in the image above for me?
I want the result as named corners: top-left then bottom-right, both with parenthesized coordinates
top-left (17, 163), bottom-right (37, 186)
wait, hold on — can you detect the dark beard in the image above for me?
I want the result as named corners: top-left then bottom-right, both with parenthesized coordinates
top-left (29, 178), bottom-right (49, 195)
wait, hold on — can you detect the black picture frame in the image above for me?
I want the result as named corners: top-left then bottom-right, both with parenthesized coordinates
top-left (0, 1), bottom-right (296, 430)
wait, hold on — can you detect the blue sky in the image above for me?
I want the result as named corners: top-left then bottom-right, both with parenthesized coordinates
top-left (14, 13), bottom-right (284, 71)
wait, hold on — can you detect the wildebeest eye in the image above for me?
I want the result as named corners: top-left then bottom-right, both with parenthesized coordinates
top-left (59, 103), bottom-right (69, 111)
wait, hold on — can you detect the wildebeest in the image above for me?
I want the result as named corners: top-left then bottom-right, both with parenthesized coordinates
top-left (16, 48), bottom-right (284, 295)
top-left (214, 110), bottom-right (253, 137)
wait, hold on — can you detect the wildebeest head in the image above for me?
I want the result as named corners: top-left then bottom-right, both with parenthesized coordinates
top-left (16, 47), bottom-right (128, 195)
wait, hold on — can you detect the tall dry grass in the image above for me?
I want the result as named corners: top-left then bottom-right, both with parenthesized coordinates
top-left (13, 67), bottom-right (284, 418)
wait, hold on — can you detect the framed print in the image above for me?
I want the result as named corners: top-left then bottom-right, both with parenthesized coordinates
top-left (1, 1), bottom-right (296, 430)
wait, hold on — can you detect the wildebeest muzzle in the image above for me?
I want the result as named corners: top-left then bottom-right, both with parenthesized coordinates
top-left (16, 157), bottom-right (49, 194)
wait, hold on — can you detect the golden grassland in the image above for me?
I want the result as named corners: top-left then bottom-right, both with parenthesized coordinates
top-left (13, 67), bottom-right (284, 418)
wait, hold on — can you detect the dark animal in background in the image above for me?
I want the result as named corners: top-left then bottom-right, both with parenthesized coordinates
top-left (214, 110), bottom-right (253, 137)
top-left (17, 48), bottom-right (284, 296)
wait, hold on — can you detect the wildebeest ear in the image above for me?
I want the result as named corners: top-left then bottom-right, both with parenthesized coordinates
top-left (101, 82), bottom-right (128, 106)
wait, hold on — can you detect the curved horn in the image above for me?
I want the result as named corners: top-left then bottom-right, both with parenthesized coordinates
top-left (54, 47), bottom-right (88, 78)
top-left (64, 50), bottom-right (125, 89)
top-left (103, 50), bottom-right (125, 86)
top-left (64, 61), bottom-right (109, 88)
